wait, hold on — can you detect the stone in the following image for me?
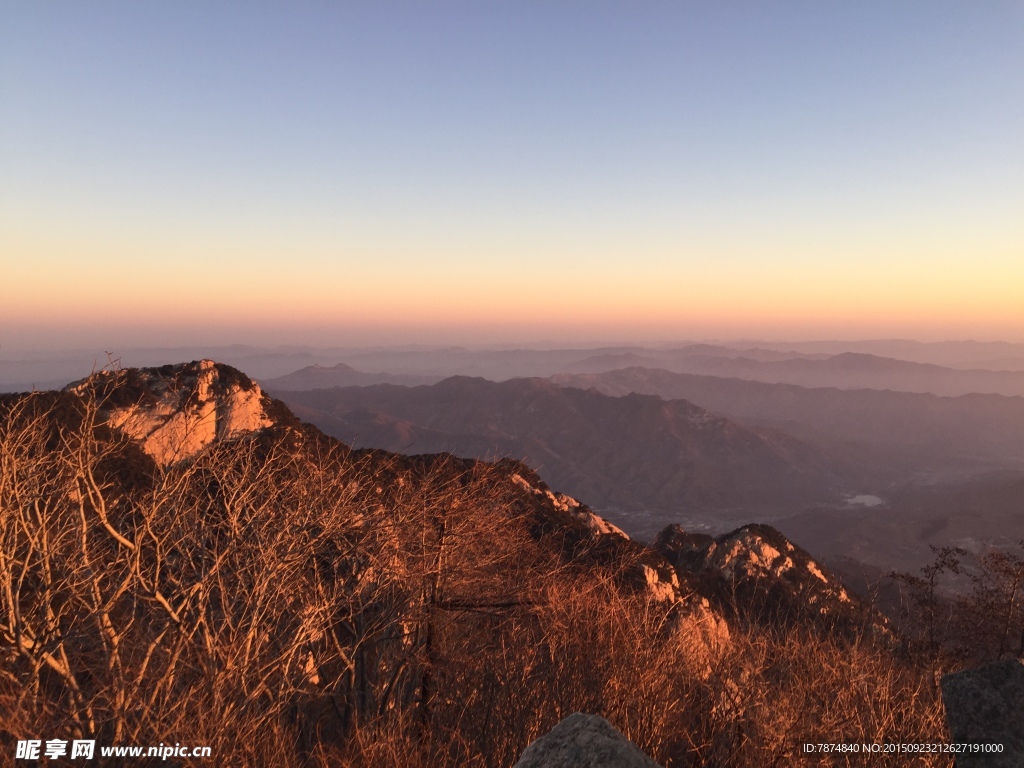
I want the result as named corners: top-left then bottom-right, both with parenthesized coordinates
top-left (940, 658), bottom-right (1024, 767)
top-left (73, 360), bottom-right (274, 467)
top-left (513, 713), bottom-right (662, 768)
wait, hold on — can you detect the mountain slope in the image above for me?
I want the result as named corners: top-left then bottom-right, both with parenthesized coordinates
top-left (566, 351), bottom-right (1024, 397)
top-left (655, 523), bottom-right (890, 638)
top-left (276, 376), bottom-right (854, 537)
top-left (0, 360), bottom-right (940, 765)
top-left (551, 367), bottom-right (1024, 477)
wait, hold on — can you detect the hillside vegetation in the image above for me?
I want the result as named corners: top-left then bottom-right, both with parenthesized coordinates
top-left (0, 365), bottom-right (951, 766)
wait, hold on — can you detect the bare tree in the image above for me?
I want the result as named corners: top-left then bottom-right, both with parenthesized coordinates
top-left (954, 541), bottom-right (1024, 662)
top-left (890, 545), bottom-right (965, 662)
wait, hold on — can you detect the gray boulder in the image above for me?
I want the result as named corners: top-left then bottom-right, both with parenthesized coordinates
top-left (941, 658), bottom-right (1024, 767)
top-left (513, 713), bottom-right (663, 768)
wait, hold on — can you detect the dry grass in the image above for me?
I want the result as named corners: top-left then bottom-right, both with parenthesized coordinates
top-left (0, 387), bottom-right (951, 767)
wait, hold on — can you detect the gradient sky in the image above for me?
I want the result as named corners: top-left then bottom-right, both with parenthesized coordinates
top-left (2, 1), bottom-right (1023, 349)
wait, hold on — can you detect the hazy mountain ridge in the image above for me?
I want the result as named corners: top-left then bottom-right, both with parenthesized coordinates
top-left (276, 375), bottom-right (856, 536)
top-left (8, 338), bottom-right (1024, 393)
top-left (261, 362), bottom-right (441, 390)
top-left (331, 340), bottom-right (1024, 381)
top-left (552, 367), bottom-right (1024, 476)
top-left (567, 351), bottom-right (1024, 397)
top-left (744, 339), bottom-right (1024, 370)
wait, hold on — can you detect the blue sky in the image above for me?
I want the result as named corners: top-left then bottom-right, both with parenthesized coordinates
top-left (2, 1), bottom-right (1022, 347)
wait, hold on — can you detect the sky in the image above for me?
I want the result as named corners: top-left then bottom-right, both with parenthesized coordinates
top-left (2, 1), bottom-right (1023, 350)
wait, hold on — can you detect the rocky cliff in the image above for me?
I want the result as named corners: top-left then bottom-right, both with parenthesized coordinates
top-left (66, 360), bottom-right (275, 466)
top-left (656, 523), bottom-right (889, 637)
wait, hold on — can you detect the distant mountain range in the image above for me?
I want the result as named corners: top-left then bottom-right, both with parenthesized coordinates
top-left (261, 362), bottom-right (439, 390)
top-left (271, 368), bottom-right (1024, 571)
top-left (743, 339), bottom-right (1024, 371)
top-left (564, 351), bottom-right (1024, 397)
top-left (260, 346), bottom-right (1024, 398)
top-left (552, 367), bottom-right (1024, 477)
top-left (330, 339), bottom-right (1024, 379)
top-left (278, 376), bottom-right (855, 537)
top-left (7, 339), bottom-right (1024, 393)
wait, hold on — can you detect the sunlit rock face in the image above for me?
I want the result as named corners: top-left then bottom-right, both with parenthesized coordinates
top-left (706, 527), bottom-right (844, 595)
top-left (67, 360), bottom-right (274, 466)
top-left (671, 593), bottom-right (732, 670)
top-left (505, 466), bottom-right (731, 659)
top-left (655, 523), bottom-right (889, 638)
top-left (511, 472), bottom-right (628, 538)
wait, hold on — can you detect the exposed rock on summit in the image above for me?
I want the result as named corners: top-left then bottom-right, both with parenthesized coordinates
top-left (504, 464), bottom-right (730, 655)
top-left (510, 472), bottom-right (627, 538)
top-left (67, 360), bottom-right (275, 466)
top-left (655, 523), bottom-right (887, 636)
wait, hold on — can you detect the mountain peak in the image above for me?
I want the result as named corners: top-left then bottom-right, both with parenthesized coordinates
top-left (656, 523), bottom-right (889, 637)
top-left (67, 360), bottom-right (275, 466)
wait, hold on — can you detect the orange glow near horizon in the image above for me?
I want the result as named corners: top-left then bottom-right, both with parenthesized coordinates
top-left (4, 259), bottom-right (1023, 348)
top-left (3, 213), bottom-right (1023, 346)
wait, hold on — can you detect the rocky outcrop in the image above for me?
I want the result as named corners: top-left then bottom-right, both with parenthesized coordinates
top-left (505, 465), bottom-right (730, 657)
top-left (68, 360), bottom-right (275, 466)
top-left (655, 523), bottom-right (888, 637)
top-left (510, 472), bottom-right (627, 538)
top-left (941, 658), bottom-right (1024, 767)
top-left (513, 713), bottom-right (662, 768)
